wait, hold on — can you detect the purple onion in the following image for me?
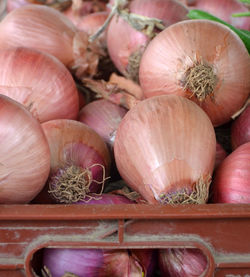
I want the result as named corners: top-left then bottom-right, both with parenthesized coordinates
top-left (159, 248), bottom-right (208, 277)
top-left (231, 105), bottom-right (250, 150)
top-left (78, 193), bottom-right (135, 204)
top-left (215, 142), bottom-right (227, 170)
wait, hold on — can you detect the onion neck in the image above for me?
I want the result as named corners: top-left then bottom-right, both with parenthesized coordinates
top-left (183, 62), bottom-right (217, 102)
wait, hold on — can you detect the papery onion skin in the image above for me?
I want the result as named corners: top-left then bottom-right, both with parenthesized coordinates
top-left (107, 0), bottom-right (188, 80)
top-left (212, 142), bottom-right (250, 203)
top-left (159, 248), bottom-right (208, 277)
top-left (6, 0), bottom-right (30, 12)
top-left (114, 95), bottom-right (216, 204)
top-left (190, 0), bottom-right (250, 30)
top-left (0, 95), bottom-right (50, 204)
top-left (0, 5), bottom-right (78, 67)
top-left (42, 119), bottom-right (111, 203)
top-left (231, 105), bottom-right (250, 150)
top-left (0, 47), bottom-right (79, 122)
top-left (78, 99), bottom-right (127, 149)
top-left (139, 20), bottom-right (250, 127)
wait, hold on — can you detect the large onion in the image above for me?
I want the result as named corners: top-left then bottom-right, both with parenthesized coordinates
top-left (0, 95), bottom-right (50, 203)
top-left (114, 95), bottom-right (216, 204)
top-left (0, 47), bottom-right (79, 122)
top-left (139, 20), bottom-right (250, 126)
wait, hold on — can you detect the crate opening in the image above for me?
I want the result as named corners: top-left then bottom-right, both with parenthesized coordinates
top-left (30, 246), bottom-right (208, 277)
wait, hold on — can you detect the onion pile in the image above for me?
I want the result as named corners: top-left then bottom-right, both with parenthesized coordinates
top-left (0, 5), bottom-right (104, 78)
top-left (106, 0), bottom-right (188, 81)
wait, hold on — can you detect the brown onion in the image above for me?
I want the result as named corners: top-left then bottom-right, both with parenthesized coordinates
top-left (42, 119), bottom-right (111, 203)
top-left (106, 0), bottom-right (188, 81)
top-left (139, 19), bottom-right (250, 126)
top-left (0, 47), bottom-right (79, 122)
top-left (114, 95), bottom-right (216, 204)
top-left (212, 142), bottom-right (250, 203)
top-left (0, 95), bottom-right (50, 203)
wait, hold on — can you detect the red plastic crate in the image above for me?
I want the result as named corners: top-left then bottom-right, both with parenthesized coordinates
top-left (0, 204), bottom-right (250, 276)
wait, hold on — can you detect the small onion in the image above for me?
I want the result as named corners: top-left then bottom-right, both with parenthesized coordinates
top-left (42, 119), bottom-right (111, 203)
top-left (212, 142), bottom-right (250, 203)
top-left (189, 0), bottom-right (250, 30)
top-left (106, 0), bottom-right (188, 81)
top-left (78, 99), bottom-right (127, 149)
top-left (159, 248), bottom-right (208, 277)
top-left (114, 95), bottom-right (216, 204)
top-left (139, 19), bottom-right (250, 126)
top-left (43, 247), bottom-right (155, 277)
top-left (0, 47), bottom-right (79, 122)
top-left (231, 104), bottom-right (250, 150)
top-left (0, 95), bottom-right (50, 204)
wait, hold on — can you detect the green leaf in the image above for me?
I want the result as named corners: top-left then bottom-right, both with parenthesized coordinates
top-left (232, 11), bottom-right (250, 17)
top-left (187, 9), bottom-right (250, 54)
top-left (238, 0), bottom-right (250, 4)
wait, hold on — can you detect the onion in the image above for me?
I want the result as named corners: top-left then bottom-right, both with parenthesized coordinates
top-left (189, 0), bottom-right (250, 30)
top-left (77, 192), bottom-right (135, 204)
top-left (114, 95), bottom-right (216, 204)
top-left (106, 0), bottom-right (188, 81)
top-left (159, 248), bottom-right (208, 277)
top-left (139, 20), bottom-right (250, 127)
top-left (212, 142), bottom-right (250, 203)
top-left (215, 142), bottom-right (227, 170)
top-left (78, 99), bottom-right (127, 149)
top-left (42, 119), bottom-right (111, 203)
top-left (231, 104), bottom-right (250, 150)
top-left (0, 95), bottom-right (50, 204)
top-left (6, 0), bottom-right (30, 12)
top-left (0, 5), bottom-right (103, 77)
top-left (0, 47), bottom-right (79, 123)
top-left (42, 248), bottom-right (155, 277)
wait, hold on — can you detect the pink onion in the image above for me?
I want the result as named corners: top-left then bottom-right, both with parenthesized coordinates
top-left (212, 142), bottom-right (250, 203)
top-left (0, 5), bottom-right (103, 77)
top-left (231, 104), bottom-right (250, 150)
top-left (0, 95), bottom-right (50, 203)
top-left (42, 119), bottom-right (111, 203)
top-left (77, 192), bottom-right (135, 204)
top-left (159, 248), bottom-right (208, 277)
top-left (215, 142), bottom-right (228, 170)
top-left (6, 0), bottom-right (31, 12)
top-left (106, 0), bottom-right (188, 81)
top-left (78, 99), bottom-right (127, 149)
top-left (0, 47), bottom-right (79, 122)
top-left (189, 0), bottom-right (250, 30)
top-left (42, 247), bottom-right (155, 277)
top-left (139, 20), bottom-right (250, 126)
top-left (114, 95), bottom-right (216, 204)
